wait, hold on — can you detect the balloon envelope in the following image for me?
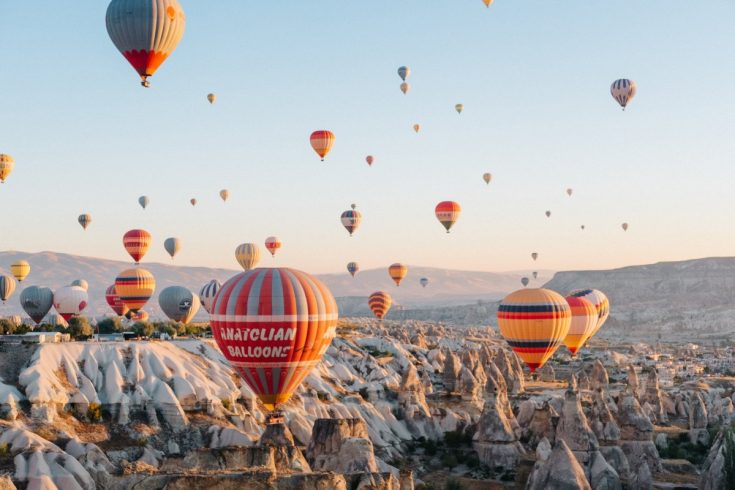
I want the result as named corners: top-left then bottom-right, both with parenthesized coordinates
top-left (0, 154), bottom-right (14, 183)
top-left (199, 279), bottom-right (221, 314)
top-left (164, 237), bottom-right (181, 259)
top-left (105, 284), bottom-right (129, 317)
top-left (78, 214), bottom-right (92, 230)
top-left (207, 93), bottom-right (216, 104)
top-left (622, 223), bottom-right (629, 231)
top-left (115, 268), bottom-right (156, 313)
top-left (610, 79), bottom-right (637, 110)
top-left (71, 279), bottom-right (89, 291)
top-left (347, 262), bottom-right (359, 277)
top-left (10, 261), bottom-right (30, 282)
top-left (366, 156), bottom-right (374, 166)
top-left (455, 103), bottom-right (464, 114)
top-left (369, 291), bottom-right (392, 319)
top-left (497, 288), bottom-right (571, 372)
top-left (310, 130), bottom-right (335, 161)
top-left (20, 286), bottom-right (54, 324)
top-left (341, 207), bottom-right (362, 236)
top-left (235, 243), bottom-right (261, 271)
top-left (435, 201), bottom-right (461, 233)
top-left (400, 82), bottom-right (410, 94)
top-left (483, 173), bottom-right (492, 184)
top-left (0, 275), bottom-right (16, 302)
top-left (53, 286), bottom-right (88, 321)
top-left (123, 229), bottom-right (152, 263)
top-left (420, 277), bottom-right (429, 288)
top-left (138, 196), bottom-right (149, 209)
top-left (210, 268), bottom-right (338, 410)
top-left (220, 189), bottom-right (229, 202)
top-left (389, 263), bottom-right (408, 286)
top-left (159, 286), bottom-right (200, 324)
top-left (568, 289), bottom-right (610, 338)
top-left (563, 296), bottom-right (597, 356)
top-left (531, 253), bottom-right (538, 261)
top-left (521, 277), bottom-right (529, 287)
top-left (397, 66), bottom-right (410, 81)
top-left (265, 237), bottom-right (282, 257)
top-left (413, 124), bottom-right (421, 133)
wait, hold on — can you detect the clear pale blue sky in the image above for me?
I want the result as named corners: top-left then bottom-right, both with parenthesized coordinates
top-left (1, 1), bottom-right (733, 275)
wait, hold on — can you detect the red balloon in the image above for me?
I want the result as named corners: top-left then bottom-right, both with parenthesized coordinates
top-left (105, 284), bottom-right (129, 317)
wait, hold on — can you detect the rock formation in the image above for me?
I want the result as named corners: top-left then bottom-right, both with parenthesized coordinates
top-left (626, 366), bottom-right (640, 399)
top-left (616, 386), bottom-right (662, 480)
top-left (589, 360), bottom-right (609, 391)
top-left (526, 438), bottom-right (591, 490)
top-left (493, 349), bottom-right (525, 394)
top-left (473, 376), bottom-right (524, 470)
top-left (538, 364), bottom-right (555, 382)
top-left (689, 392), bottom-right (710, 445)
top-left (306, 418), bottom-right (379, 474)
top-left (442, 350), bottom-right (462, 394)
top-left (641, 368), bottom-right (668, 425)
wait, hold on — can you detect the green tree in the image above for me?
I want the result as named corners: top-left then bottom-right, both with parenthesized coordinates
top-left (0, 319), bottom-right (16, 335)
top-left (157, 323), bottom-right (176, 338)
top-left (68, 317), bottom-right (93, 340)
top-left (97, 317), bottom-right (123, 334)
top-left (133, 321), bottom-right (154, 338)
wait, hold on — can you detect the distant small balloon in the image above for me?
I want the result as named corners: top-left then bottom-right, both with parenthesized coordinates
top-left (622, 222), bottom-right (629, 231)
top-left (533, 271), bottom-right (538, 279)
top-left (10, 261), bottom-right (30, 282)
top-left (164, 237), bottom-right (181, 259)
top-left (482, 0), bottom-right (494, 6)
top-left (545, 210), bottom-right (551, 218)
top-left (610, 79), bottom-right (637, 110)
top-left (190, 198), bottom-right (197, 206)
top-left (397, 66), bottom-right (410, 81)
top-left (347, 262), bottom-right (359, 278)
top-left (366, 155), bottom-right (374, 166)
top-left (483, 173), bottom-right (492, 185)
top-left (138, 196), bottom-right (149, 209)
top-left (566, 188), bottom-right (573, 197)
top-left (235, 243), bottom-right (260, 271)
top-left (455, 103), bottom-right (464, 114)
top-left (78, 214), bottom-right (92, 230)
top-left (341, 206), bottom-right (362, 237)
top-left (220, 189), bottom-right (229, 202)
top-left (400, 82), bottom-right (410, 95)
top-left (0, 154), bottom-right (15, 183)
top-left (310, 130), bottom-right (336, 161)
top-left (420, 277), bottom-right (429, 288)
top-left (265, 236), bottom-right (282, 257)
top-left (389, 263), bottom-right (408, 286)
top-left (521, 277), bottom-right (529, 287)
top-left (413, 124), bottom-right (421, 133)
top-left (581, 225), bottom-right (586, 230)
top-left (71, 279), bottom-right (89, 291)
top-left (207, 93), bottom-right (216, 104)
top-left (531, 252), bottom-right (538, 261)
top-left (369, 291), bottom-right (392, 319)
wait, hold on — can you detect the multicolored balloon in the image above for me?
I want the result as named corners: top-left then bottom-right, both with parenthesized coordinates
top-left (397, 66), bottom-right (410, 81)
top-left (0, 154), bottom-right (14, 183)
top-left (389, 263), bottom-right (408, 286)
top-left (265, 236), bottom-right (282, 257)
top-left (20, 286), bottom-right (54, 324)
top-left (568, 289), bottom-right (610, 338)
top-left (164, 237), bottom-right (181, 259)
top-left (115, 268), bottom-right (156, 313)
top-left (199, 279), bottom-right (221, 313)
top-left (310, 130), bottom-right (335, 161)
top-left (210, 268), bottom-right (338, 411)
top-left (497, 288), bottom-right (572, 372)
top-left (563, 295), bottom-right (597, 357)
top-left (341, 205), bottom-right (362, 236)
top-left (159, 286), bottom-right (200, 324)
top-left (53, 285), bottom-right (88, 321)
top-left (105, 284), bottom-right (129, 317)
top-left (368, 291), bottom-right (392, 319)
top-left (435, 201), bottom-right (461, 233)
top-left (123, 229), bottom-right (152, 263)
top-left (78, 214), bottom-right (92, 230)
top-left (347, 262), bottom-right (359, 277)
top-left (235, 243), bottom-right (261, 271)
top-left (0, 275), bottom-right (17, 303)
top-left (610, 79), bottom-right (637, 110)
top-left (10, 261), bottom-right (30, 282)
top-left (106, 0), bottom-right (186, 87)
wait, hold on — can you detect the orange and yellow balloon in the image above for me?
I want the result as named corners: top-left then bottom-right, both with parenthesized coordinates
top-left (265, 236), bottom-right (282, 257)
top-left (310, 130), bottom-right (335, 161)
top-left (115, 268), bottom-right (156, 313)
top-left (435, 201), bottom-right (461, 233)
top-left (389, 263), bottom-right (408, 286)
top-left (563, 295), bottom-right (597, 356)
top-left (369, 291), bottom-right (392, 320)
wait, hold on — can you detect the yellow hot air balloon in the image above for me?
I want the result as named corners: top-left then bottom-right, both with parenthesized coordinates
top-left (389, 263), bottom-right (408, 286)
top-left (413, 124), bottom-right (421, 133)
top-left (482, 0), bottom-right (494, 7)
top-left (562, 295), bottom-right (597, 357)
top-left (10, 260), bottom-right (31, 282)
top-left (235, 243), bottom-right (261, 271)
top-left (0, 154), bottom-right (14, 183)
top-left (497, 288), bottom-right (571, 372)
top-left (219, 189), bottom-right (229, 202)
top-left (115, 268), bottom-right (156, 313)
top-left (207, 93), bottom-right (216, 104)
top-left (455, 103), bottom-right (464, 114)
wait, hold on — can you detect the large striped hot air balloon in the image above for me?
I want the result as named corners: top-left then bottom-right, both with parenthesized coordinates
top-left (497, 288), bottom-right (572, 372)
top-left (310, 130), bottom-right (335, 161)
top-left (347, 262), bottom-right (359, 278)
top-left (159, 286), bottom-right (200, 324)
top-left (265, 237), bottom-right (282, 257)
top-left (105, 284), bottom-right (129, 317)
top-left (106, 0), bottom-right (186, 87)
top-left (235, 243), bottom-right (261, 271)
top-left (435, 201), bottom-right (461, 233)
top-left (568, 289), bottom-right (610, 338)
top-left (341, 205), bottom-right (362, 236)
top-left (368, 291), bottom-right (392, 319)
top-left (210, 268), bottom-right (338, 411)
top-left (0, 154), bottom-right (14, 183)
top-left (563, 295), bottom-right (597, 357)
top-left (389, 263), bottom-right (408, 286)
top-left (53, 286), bottom-right (88, 321)
top-left (115, 268), bottom-right (156, 313)
top-left (10, 261), bottom-right (30, 282)
top-left (20, 286), bottom-right (54, 325)
top-left (164, 237), bottom-right (181, 259)
top-left (123, 229), bottom-right (152, 263)
top-left (0, 275), bottom-right (16, 303)
top-left (610, 79), bottom-right (637, 110)
top-left (78, 214), bottom-right (92, 230)
top-left (199, 279), bottom-right (221, 314)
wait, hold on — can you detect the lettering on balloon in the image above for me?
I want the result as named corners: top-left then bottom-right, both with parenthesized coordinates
top-left (219, 327), bottom-right (296, 343)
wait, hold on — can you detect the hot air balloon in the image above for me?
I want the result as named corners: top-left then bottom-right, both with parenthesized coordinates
top-left (566, 188), bottom-right (573, 197)
top-left (482, 0), bottom-right (494, 7)
top-left (397, 66), bottom-right (410, 81)
top-left (610, 79), bottom-right (637, 110)
top-left (53, 286), bottom-right (88, 321)
top-left (0, 275), bottom-right (17, 303)
top-left (131, 310), bottom-right (149, 322)
top-left (115, 268), bottom-right (156, 313)
top-left (0, 154), bottom-right (14, 183)
top-left (420, 277), bottom-right (429, 288)
top-left (199, 279), bottom-right (221, 314)
top-left (78, 214), bottom-right (92, 230)
top-left (207, 93), bottom-right (216, 104)
top-left (531, 252), bottom-right (538, 261)
top-left (568, 289), bottom-right (610, 338)
top-left (123, 229), bottom-right (152, 263)
top-left (368, 291), bottom-right (392, 319)
top-left (389, 263), bottom-right (408, 286)
top-left (71, 279), bottom-right (89, 291)
top-left (105, 0), bottom-right (186, 87)
top-left (347, 262), bottom-right (359, 277)
top-left (190, 198), bottom-right (197, 206)
top-left (366, 155), bottom-right (374, 166)
top-left (310, 130), bottom-right (335, 161)
top-left (622, 223), bottom-right (629, 231)
top-left (581, 225), bottom-right (586, 230)
top-left (235, 243), bottom-right (261, 271)
top-left (341, 205), bottom-right (362, 236)
top-left (521, 277), bottom-right (529, 287)
top-left (10, 261), bottom-right (30, 282)
top-left (563, 296), bottom-right (597, 357)
top-left (265, 237), bottom-right (282, 257)
top-left (435, 201), bottom-right (461, 233)
top-left (400, 82), bottom-right (410, 94)
top-left (533, 271), bottom-right (538, 279)
top-left (164, 237), bottom-right (181, 259)
top-left (413, 124), bottom-right (421, 133)
top-left (483, 173), bottom-right (492, 185)
top-left (138, 196), bottom-right (149, 209)
top-left (20, 286), bottom-right (54, 324)
top-left (159, 286), bottom-right (200, 324)
top-left (455, 104), bottom-right (464, 114)
top-left (497, 288), bottom-right (571, 372)
top-left (105, 284), bottom-right (129, 317)
top-left (211, 268), bottom-right (338, 411)
top-left (545, 210), bottom-right (551, 218)
top-left (220, 189), bottom-right (229, 202)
